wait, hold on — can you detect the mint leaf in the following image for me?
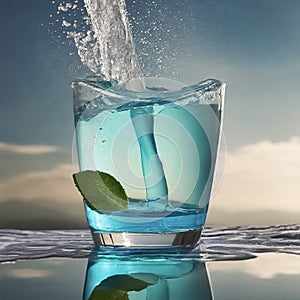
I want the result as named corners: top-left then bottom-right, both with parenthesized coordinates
top-left (88, 289), bottom-right (128, 300)
top-left (99, 274), bottom-right (153, 291)
top-left (73, 171), bottom-right (128, 211)
top-left (88, 275), bottom-right (154, 300)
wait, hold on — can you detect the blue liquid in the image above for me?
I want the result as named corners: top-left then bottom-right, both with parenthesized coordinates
top-left (75, 80), bottom-right (222, 234)
top-left (85, 200), bottom-right (208, 233)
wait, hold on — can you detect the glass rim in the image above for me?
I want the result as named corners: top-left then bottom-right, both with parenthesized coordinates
top-left (72, 76), bottom-right (226, 106)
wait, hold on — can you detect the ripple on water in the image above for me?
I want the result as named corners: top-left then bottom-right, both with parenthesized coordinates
top-left (0, 225), bottom-right (299, 263)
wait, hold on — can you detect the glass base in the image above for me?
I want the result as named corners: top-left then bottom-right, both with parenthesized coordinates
top-left (92, 229), bottom-right (202, 248)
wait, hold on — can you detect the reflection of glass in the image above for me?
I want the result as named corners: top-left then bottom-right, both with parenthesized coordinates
top-left (73, 77), bottom-right (225, 248)
top-left (83, 249), bottom-right (213, 300)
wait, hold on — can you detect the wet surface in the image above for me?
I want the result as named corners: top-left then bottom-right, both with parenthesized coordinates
top-left (0, 225), bottom-right (299, 263)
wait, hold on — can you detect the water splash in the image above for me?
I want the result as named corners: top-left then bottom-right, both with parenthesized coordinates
top-left (66, 0), bottom-right (142, 82)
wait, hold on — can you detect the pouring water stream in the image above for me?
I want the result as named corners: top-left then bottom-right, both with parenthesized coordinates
top-left (83, 0), bottom-right (169, 203)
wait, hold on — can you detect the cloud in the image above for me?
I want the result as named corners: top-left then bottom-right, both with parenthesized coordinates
top-left (209, 137), bottom-right (300, 220)
top-left (208, 253), bottom-right (300, 279)
top-left (0, 164), bottom-right (80, 205)
top-left (0, 164), bottom-right (87, 228)
top-left (0, 142), bottom-right (59, 155)
top-left (5, 269), bottom-right (51, 279)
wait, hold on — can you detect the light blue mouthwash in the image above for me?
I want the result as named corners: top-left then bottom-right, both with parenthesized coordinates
top-left (74, 79), bottom-right (222, 234)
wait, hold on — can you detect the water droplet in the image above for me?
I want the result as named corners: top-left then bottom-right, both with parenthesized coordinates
top-left (62, 20), bottom-right (71, 27)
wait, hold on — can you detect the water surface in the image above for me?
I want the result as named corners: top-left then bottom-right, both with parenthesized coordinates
top-left (0, 253), bottom-right (299, 299)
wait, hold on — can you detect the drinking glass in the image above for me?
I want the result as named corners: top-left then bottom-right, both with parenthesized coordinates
top-left (73, 76), bottom-right (225, 248)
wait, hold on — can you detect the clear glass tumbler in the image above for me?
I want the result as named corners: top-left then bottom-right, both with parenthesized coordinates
top-left (73, 76), bottom-right (225, 248)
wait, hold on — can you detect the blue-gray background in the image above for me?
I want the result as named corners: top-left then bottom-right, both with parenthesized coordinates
top-left (0, 0), bottom-right (299, 228)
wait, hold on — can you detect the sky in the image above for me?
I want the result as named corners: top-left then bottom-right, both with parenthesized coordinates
top-left (0, 0), bottom-right (299, 228)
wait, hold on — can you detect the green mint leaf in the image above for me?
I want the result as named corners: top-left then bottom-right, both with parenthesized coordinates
top-left (88, 287), bottom-right (129, 300)
top-left (99, 274), bottom-right (153, 291)
top-left (88, 275), bottom-right (154, 300)
top-left (73, 171), bottom-right (128, 211)
top-left (88, 289), bottom-right (128, 300)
